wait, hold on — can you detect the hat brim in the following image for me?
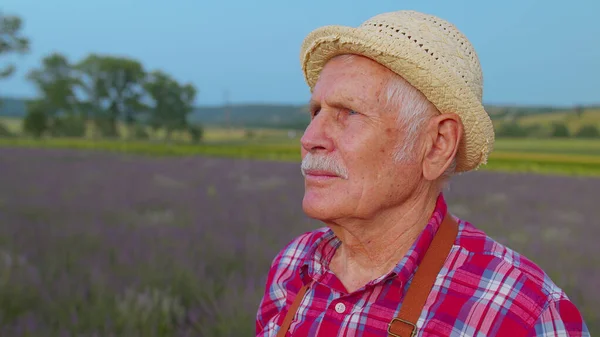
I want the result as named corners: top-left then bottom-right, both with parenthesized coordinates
top-left (299, 25), bottom-right (495, 173)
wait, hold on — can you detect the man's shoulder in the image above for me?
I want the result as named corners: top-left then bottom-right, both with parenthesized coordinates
top-left (452, 219), bottom-right (568, 309)
top-left (257, 228), bottom-right (332, 333)
top-left (268, 227), bottom-right (331, 271)
top-left (427, 218), bottom-right (589, 336)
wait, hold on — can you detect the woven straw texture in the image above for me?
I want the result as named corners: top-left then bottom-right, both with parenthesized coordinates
top-left (299, 10), bottom-right (495, 173)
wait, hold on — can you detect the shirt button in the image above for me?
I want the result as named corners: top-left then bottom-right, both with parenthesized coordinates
top-left (334, 302), bottom-right (346, 314)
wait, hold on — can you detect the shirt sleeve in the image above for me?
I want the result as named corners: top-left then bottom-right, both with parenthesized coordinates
top-left (255, 248), bottom-right (288, 335)
top-left (527, 294), bottom-right (590, 337)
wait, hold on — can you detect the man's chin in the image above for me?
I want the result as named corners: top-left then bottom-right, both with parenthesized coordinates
top-left (302, 195), bottom-right (339, 221)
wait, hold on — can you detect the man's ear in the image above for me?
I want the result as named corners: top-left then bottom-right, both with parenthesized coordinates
top-left (422, 113), bottom-right (462, 181)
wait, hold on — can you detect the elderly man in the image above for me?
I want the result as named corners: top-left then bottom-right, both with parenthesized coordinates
top-left (256, 10), bottom-right (589, 337)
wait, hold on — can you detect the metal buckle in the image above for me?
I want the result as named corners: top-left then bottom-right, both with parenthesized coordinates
top-left (387, 318), bottom-right (417, 337)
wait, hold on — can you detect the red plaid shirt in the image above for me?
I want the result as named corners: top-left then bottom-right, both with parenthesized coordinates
top-left (256, 194), bottom-right (589, 336)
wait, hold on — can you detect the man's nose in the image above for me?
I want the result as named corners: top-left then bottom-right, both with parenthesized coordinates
top-left (300, 113), bottom-right (334, 154)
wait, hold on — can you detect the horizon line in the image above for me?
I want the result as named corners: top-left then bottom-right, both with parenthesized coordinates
top-left (1, 95), bottom-right (599, 109)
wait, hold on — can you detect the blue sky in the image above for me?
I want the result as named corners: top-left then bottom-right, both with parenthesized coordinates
top-left (1, 0), bottom-right (598, 107)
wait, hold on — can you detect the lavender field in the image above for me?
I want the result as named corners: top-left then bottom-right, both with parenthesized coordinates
top-left (0, 147), bottom-right (598, 336)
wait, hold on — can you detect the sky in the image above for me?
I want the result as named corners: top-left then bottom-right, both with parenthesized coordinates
top-left (1, 0), bottom-right (598, 107)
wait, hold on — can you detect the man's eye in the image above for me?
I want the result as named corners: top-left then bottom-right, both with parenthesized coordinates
top-left (348, 110), bottom-right (358, 115)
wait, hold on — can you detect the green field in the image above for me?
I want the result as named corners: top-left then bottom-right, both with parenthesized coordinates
top-left (1, 136), bottom-right (599, 177)
top-left (492, 138), bottom-right (600, 156)
top-left (2, 114), bottom-right (600, 177)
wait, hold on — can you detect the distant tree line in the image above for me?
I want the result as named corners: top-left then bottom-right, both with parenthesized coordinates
top-left (22, 53), bottom-right (202, 141)
top-left (1, 12), bottom-right (598, 141)
top-left (0, 12), bottom-right (203, 141)
top-left (496, 121), bottom-right (599, 139)
top-left (494, 104), bottom-right (599, 139)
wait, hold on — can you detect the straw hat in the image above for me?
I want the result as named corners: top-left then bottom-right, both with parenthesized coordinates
top-left (299, 10), bottom-right (495, 173)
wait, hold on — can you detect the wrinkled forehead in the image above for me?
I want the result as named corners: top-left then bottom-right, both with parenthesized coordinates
top-left (311, 55), bottom-right (395, 109)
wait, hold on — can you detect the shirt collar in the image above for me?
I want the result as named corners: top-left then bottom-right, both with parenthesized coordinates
top-left (299, 193), bottom-right (448, 289)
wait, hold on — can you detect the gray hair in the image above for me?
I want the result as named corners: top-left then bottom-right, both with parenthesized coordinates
top-left (385, 75), bottom-right (457, 178)
top-left (382, 64), bottom-right (457, 179)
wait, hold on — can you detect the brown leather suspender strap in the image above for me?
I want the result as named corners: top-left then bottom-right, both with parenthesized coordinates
top-left (387, 213), bottom-right (459, 337)
top-left (276, 212), bottom-right (459, 337)
top-left (276, 281), bottom-right (311, 337)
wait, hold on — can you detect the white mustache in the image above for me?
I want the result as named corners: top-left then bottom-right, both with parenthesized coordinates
top-left (301, 153), bottom-right (349, 179)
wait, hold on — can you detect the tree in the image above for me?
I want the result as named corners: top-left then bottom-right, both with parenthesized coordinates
top-left (188, 124), bottom-right (203, 143)
top-left (550, 122), bottom-right (570, 138)
top-left (0, 12), bottom-right (30, 108)
top-left (75, 54), bottom-right (146, 137)
top-left (0, 12), bottom-right (29, 80)
top-left (144, 70), bottom-right (197, 141)
top-left (27, 53), bottom-right (79, 116)
top-left (495, 122), bottom-right (529, 138)
top-left (574, 105), bottom-right (584, 119)
top-left (574, 124), bottom-right (599, 138)
top-left (23, 100), bottom-right (48, 138)
top-left (26, 53), bottom-right (85, 137)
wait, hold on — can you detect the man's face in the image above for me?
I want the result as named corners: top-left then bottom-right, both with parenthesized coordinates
top-left (300, 55), bottom-right (425, 222)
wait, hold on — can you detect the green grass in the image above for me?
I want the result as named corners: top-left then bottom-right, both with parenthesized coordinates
top-left (483, 153), bottom-right (600, 177)
top-left (0, 137), bottom-right (302, 162)
top-left (1, 137), bottom-right (599, 177)
top-left (491, 138), bottom-right (600, 156)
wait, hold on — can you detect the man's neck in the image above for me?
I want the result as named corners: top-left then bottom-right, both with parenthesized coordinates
top-left (327, 188), bottom-right (440, 292)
